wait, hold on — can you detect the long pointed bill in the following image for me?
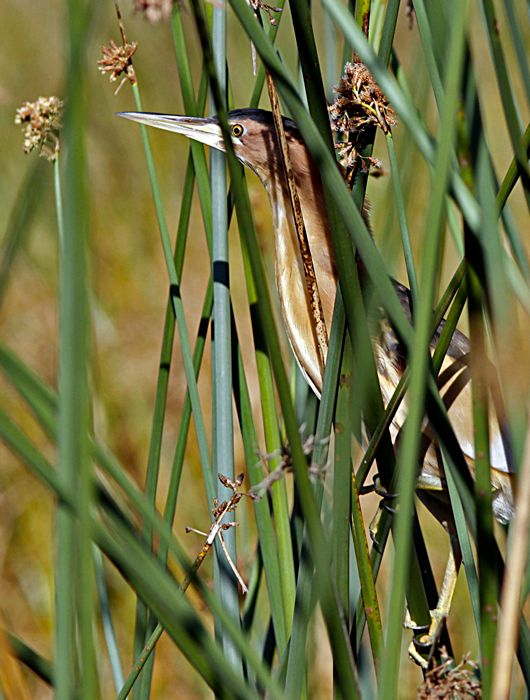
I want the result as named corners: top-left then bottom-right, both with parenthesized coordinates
top-left (118, 112), bottom-right (225, 151)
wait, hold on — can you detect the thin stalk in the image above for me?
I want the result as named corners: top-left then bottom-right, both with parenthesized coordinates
top-left (333, 335), bottom-right (352, 617)
top-left (386, 134), bottom-right (418, 301)
top-left (501, 0), bottom-right (530, 107)
top-left (54, 119), bottom-right (77, 700)
top-left (97, 515), bottom-right (287, 700)
top-left (94, 546), bottom-right (124, 693)
top-left (480, 0), bottom-right (530, 202)
top-left (210, 0), bottom-right (241, 673)
top-left (376, 0), bottom-right (399, 65)
top-left (160, 278), bottom-right (213, 538)
top-left (496, 121), bottom-right (530, 210)
top-left (467, 148), bottom-right (498, 697)
top-left (119, 294), bottom-right (290, 694)
top-left (443, 447), bottom-right (480, 631)
top-left (492, 423), bottom-right (530, 698)
top-left (117, 494), bottom-right (241, 700)
top-left (350, 462), bottom-right (383, 678)
top-left (411, 0), bottom-right (444, 109)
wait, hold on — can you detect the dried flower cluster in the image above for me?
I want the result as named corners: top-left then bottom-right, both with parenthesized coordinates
top-left (329, 60), bottom-right (396, 184)
top-left (417, 650), bottom-right (482, 699)
top-left (15, 96), bottom-right (63, 161)
top-left (329, 61), bottom-right (396, 134)
top-left (133, 0), bottom-right (176, 23)
top-left (97, 39), bottom-right (137, 93)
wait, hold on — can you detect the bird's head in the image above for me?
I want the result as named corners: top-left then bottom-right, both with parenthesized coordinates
top-left (118, 108), bottom-right (302, 183)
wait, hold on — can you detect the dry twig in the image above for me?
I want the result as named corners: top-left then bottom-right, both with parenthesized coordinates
top-left (183, 473), bottom-right (257, 594)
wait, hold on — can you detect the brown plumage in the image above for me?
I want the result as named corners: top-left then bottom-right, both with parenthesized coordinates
top-left (119, 107), bottom-right (514, 525)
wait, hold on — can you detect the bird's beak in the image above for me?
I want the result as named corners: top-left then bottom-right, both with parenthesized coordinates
top-left (118, 112), bottom-right (225, 151)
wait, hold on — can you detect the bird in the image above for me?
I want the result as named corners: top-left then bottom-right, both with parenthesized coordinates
top-left (119, 108), bottom-right (515, 662)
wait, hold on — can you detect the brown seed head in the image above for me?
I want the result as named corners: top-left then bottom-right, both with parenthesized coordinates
top-left (417, 649), bottom-right (482, 699)
top-left (329, 60), bottom-right (396, 185)
top-left (97, 39), bottom-right (137, 92)
top-left (133, 0), bottom-right (177, 22)
top-left (15, 96), bottom-right (63, 161)
top-left (329, 60), bottom-right (396, 135)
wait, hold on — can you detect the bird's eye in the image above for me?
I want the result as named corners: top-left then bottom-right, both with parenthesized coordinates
top-left (231, 123), bottom-right (244, 138)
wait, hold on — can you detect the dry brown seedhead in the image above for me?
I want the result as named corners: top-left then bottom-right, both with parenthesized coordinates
top-left (329, 60), bottom-right (396, 134)
top-left (133, 0), bottom-right (177, 23)
top-left (97, 39), bottom-right (137, 93)
top-left (329, 60), bottom-right (396, 185)
top-left (15, 96), bottom-right (63, 161)
top-left (417, 649), bottom-right (482, 699)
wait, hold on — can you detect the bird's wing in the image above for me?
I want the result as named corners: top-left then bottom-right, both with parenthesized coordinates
top-left (390, 279), bottom-right (513, 476)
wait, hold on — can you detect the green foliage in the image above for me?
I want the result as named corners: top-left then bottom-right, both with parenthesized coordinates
top-left (1, 0), bottom-right (528, 698)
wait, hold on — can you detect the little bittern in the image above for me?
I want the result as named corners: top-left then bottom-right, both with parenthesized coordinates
top-left (120, 108), bottom-right (514, 660)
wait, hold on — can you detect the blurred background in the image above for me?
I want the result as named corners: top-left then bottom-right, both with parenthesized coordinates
top-left (0, 0), bottom-right (528, 697)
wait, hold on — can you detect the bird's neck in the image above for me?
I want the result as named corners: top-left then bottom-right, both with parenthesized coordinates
top-left (265, 156), bottom-right (337, 323)
top-left (259, 149), bottom-right (337, 394)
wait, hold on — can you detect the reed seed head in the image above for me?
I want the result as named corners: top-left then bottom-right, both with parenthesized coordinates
top-left (417, 650), bottom-right (482, 699)
top-left (98, 39), bottom-right (137, 91)
top-left (329, 60), bottom-right (396, 185)
top-left (15, 96), bottom-right (63, 161)
top-left (133, 0), bottom-right (177, 23)
top-left (329, 60), bottom-right (396, 135)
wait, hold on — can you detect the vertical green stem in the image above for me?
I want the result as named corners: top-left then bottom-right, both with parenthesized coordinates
top-left (333, 337), bottom-right (352, 616)
top-left (211, 1), bottom-right (241, 673)
top-left (466, 146), bottom-right (499, 697)
top-left (56, 2), bottom-right (96, 696)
